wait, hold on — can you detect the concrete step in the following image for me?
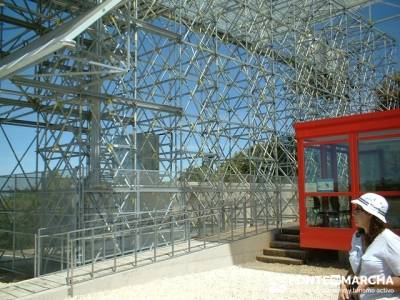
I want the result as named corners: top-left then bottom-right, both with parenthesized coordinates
top-left (276, 233), bottom-right (299, 243)
top-left (270, 240), bottom-right (300, 250)
top-left (263, 247), bottom-right (307, 260)
top-left (280, 227), bottom-right (299, 235)
top-left (256, 254), bottom-right (304, 265)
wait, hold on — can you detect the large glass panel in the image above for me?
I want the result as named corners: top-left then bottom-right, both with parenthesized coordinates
top-left (359, 138), bottom-right (400, 191)
top-left (305, 143), bottom-right (350, 192)
top-left (359, 129), bottom-right (400, 139)
top-left (305, 135), bottom-right (348, 143)
top-left (306, 196), bottom-right (351, 228)
top-left (386, 197), bottom-right (400, 229)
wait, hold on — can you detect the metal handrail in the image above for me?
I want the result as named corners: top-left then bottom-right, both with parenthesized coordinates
top-left (37, 203), bottom-right (253, 243)
top-left (35, 207), bottom-right (205, 275)
top-left (63, 203), bottom-right (275, 296)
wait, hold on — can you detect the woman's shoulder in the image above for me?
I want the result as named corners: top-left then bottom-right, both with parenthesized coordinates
top-left (381, 228), bottom-right (400, 239)
top-left (380, 229), bottom-right (400, 250)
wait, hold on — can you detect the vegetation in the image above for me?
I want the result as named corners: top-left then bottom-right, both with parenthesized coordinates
top-left (179, 136), bottom-right (296, 183)
top-left (376, 72), bottom-right (400, 110)
top-left (0, 171), bottom-right (77, 250)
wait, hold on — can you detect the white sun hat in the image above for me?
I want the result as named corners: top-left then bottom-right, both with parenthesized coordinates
top-left (351, 193), bottom-right (389, 223)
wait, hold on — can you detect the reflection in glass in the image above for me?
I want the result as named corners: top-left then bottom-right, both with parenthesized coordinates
top-left (386, 197), bottom-right (400, 228)
top-left (359, 138), bottom-right (400, 191)
top-left (305, 143), bottom-right (350, 192)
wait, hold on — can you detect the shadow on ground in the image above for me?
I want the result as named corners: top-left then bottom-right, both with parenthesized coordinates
top-left (239, 249), bottom-right (349, 276)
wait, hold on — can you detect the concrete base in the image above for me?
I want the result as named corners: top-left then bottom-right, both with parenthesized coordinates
top-left (25, 229), bottom-right (276, 299)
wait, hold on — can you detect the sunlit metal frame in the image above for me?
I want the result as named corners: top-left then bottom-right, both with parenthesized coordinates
top-left (0, 0), bottom-right (399, 276)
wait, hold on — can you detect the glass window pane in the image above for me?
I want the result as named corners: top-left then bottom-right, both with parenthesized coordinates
top-left (306, 196), bottom-right (351, 228)
top-left (305, 143), bottom-right (350, 192)
top-left (386, 197), bottom-right (400, 229)
top-left (359, 138), bottom-right (400, 191)
top-left (305, 135), bottom-right (348, 143)
top-left (359, 129), bottom-right (400, 139)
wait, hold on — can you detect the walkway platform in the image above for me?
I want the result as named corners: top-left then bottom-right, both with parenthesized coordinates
top-left (0, 236), bottom-right (224, 299)
top-left (0, 224), bottom-right (279, 299)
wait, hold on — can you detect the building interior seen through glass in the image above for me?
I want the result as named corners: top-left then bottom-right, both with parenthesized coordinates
top-left (306, 196), bottom-right (351, 227)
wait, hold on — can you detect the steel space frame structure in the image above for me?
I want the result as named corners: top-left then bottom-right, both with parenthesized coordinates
top-left (0, 0), bottom-right (399, 275)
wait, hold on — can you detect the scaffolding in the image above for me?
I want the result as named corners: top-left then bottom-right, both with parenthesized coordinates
top-left (0, 0), bottom-right (399, 277)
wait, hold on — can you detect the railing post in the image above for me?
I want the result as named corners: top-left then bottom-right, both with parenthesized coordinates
top-left (221, 205), bottom-right (225, 232)
top-left (211, 209), bottom-right (214, 235)
top-left (255, 199), bottom-right (258, 233)
top-left (122, 230), bottom-right (125, 256)
top-left (134, 226), bottom-right (137, 266)
top-left (187, 217), bottom-right (191, 252)
top-left (34, 234), bottom-right (37, 277)
top-left (203, 212), bottom-right (206, 248)
top-left (91, 228), bottom-right (94, 278)
top-left (37, 229), bottom-right (41, 276)
top-left (113, 232), bottom-right (116, 272)
top-left (60, 236), bottom-right (64, 271)
top-left (184, 211), bottom-right (188, 241)
top-left (103, 234), bottom-right (106, 261)
top-left (70, 238), bottom-right (75, 282)
top-left (218, 208), bottom-right (222, 242)
top-left (171, 216), bottom-right (175, 257)
top-left (69, 239), bottom-right (74, 297)
top-left (230, 205), bottom-right (234, 241)
top-left (234, 203), bottom-right (237, 230)
top-left (265, 196), bottom-right (268, 230)
top-left (153, 221), bottom-right (157, 262)
top-left (244, 201), bottom-right (247, 236)
top-left (82, 232), bottom-right (86, 265)
top-left (66, 232), bottom-right (70, 285)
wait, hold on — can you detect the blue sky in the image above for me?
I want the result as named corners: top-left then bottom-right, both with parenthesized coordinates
top-left (0, 1), bottom-right (399, 176)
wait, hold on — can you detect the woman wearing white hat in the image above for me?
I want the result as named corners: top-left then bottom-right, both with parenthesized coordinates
top-left (338, 193), bottom-right (400, 300)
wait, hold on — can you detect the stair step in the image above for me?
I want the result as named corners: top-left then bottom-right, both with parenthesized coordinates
top-left (263, 247), bottom-right (307, 260)
top-left (256, 255), bottom-right (304, 265)
top-left (280, 227), bottom-right (299, 235)
top-left (276, 233), bottom-right (299, 242)
top-left (270, 240), bottom-right (300, 249)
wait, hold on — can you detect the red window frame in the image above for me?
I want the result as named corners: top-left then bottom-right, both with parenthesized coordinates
top-left (295, 109), bottom-right (400, 250)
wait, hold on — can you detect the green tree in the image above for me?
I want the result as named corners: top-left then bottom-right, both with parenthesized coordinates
top-left (180, 135), bottom-right (296, 183)
top-left (0, 171), bottom-right (77, 250)
top-left (376, 73), bottom-right (400, 110)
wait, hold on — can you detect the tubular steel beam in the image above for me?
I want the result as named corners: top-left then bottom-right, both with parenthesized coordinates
top-left (0, 0), bottom-right (125, 79)
top-left (0, 0), bottom-right (399, 278)
top-left (0, 14), bottom-right (47, 32)
top-left (11, 77), bottom-right (183, 115)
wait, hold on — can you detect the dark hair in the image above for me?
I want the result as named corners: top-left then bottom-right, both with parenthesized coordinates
top-left (365, 216), bottom-right (388, 247)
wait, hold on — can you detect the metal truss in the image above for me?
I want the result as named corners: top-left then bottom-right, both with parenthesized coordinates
top-left (0, 0), bottom-right (399, 275)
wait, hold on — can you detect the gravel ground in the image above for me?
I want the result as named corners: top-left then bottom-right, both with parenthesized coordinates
top-left (72, 261), bottom-right (348, 300)
top-left (240, 259), bottom-right (348, 276)
top-left (0, 249), bottom-right (350, 299)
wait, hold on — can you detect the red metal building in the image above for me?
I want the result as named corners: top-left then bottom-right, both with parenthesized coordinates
top-left (294, 109), bottom-right (400, 250)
